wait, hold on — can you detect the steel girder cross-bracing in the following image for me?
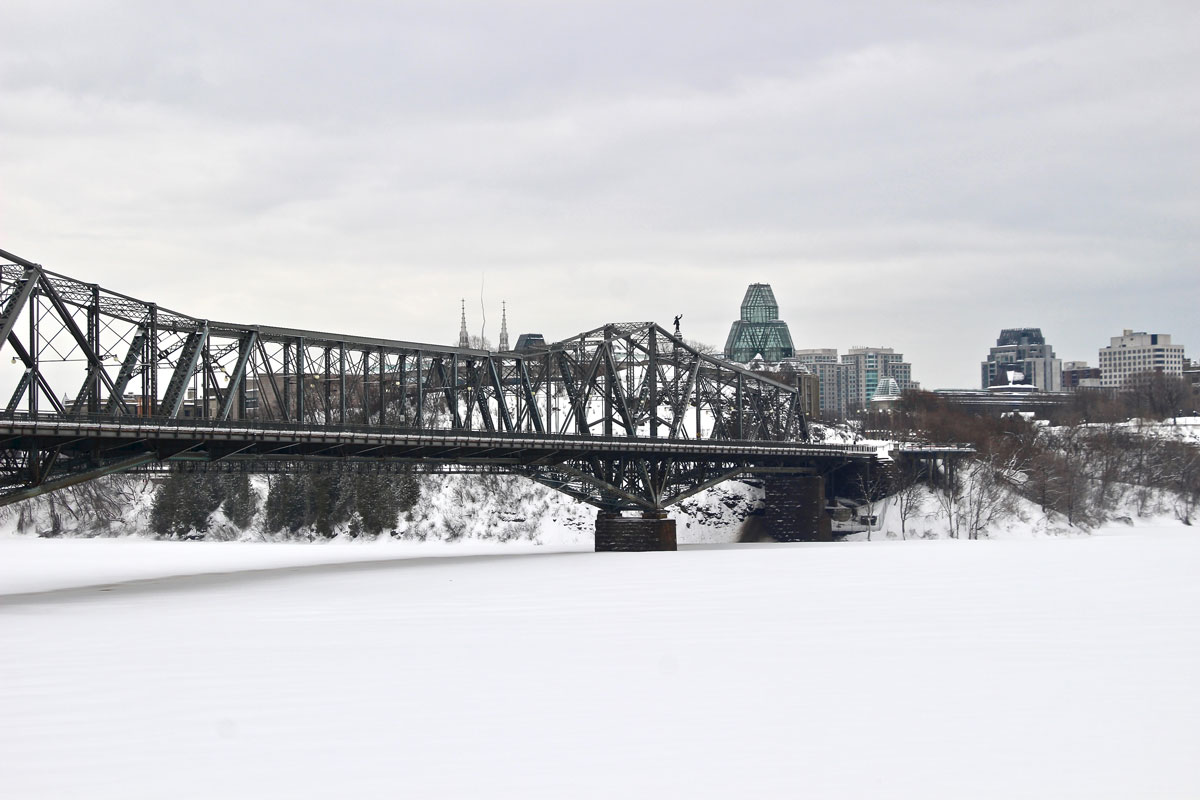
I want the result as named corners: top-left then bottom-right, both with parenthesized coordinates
top-left (0, 246), bottom-right (866, 511)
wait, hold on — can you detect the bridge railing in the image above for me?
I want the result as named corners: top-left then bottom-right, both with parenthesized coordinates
top-left (0, 408), bottom-right (866, 455)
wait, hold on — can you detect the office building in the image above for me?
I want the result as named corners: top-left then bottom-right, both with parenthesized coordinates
top-left (1098, 330), bottom-right (1186, 388)
top-left (981, 328), bottom-right (1062, 392)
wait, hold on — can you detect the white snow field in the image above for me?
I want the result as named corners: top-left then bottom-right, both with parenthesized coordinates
top-left (3, 527), bottom-right (1199, 799)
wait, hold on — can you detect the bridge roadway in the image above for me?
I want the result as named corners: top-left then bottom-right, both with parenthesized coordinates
top-left (0, 411), bottom-right (876, 468)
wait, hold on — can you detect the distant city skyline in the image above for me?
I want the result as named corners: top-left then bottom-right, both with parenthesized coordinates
top-left (2, 2), bottom-right (1195, 390)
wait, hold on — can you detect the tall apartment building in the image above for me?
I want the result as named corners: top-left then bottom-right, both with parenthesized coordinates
top-left (788, 349), bottom-right (850, 418)
top-left (981, 328), bottom-right (1062, 392)
top-left (842, 347), bottom-right (915, 411)
top-left (1098, 330), bottom-right (1186, 388)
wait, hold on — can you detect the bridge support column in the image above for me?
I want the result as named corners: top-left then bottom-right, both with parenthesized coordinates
top-left (594, 510), bottom-right (677, 552)
top-left (761, 475), bottom-right (832, 542)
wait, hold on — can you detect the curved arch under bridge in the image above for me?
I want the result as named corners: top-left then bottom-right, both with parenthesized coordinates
top-left (0, 247), bottom-right (879, 548)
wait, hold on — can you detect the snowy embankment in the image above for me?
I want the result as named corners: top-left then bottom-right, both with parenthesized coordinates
top-left (3, 416), bottom-right (1195, 546)
top-left (3, 525), bottom-right (1198, 799)
top-left (0, 471), bottom-right (763, 545)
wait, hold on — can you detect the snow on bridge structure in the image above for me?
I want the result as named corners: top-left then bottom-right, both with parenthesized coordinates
top-left (0, 246), bottom-right (882, 549)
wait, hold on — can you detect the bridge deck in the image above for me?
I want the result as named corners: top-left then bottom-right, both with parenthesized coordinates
top-left (0, 413), bottom-right (876, 465)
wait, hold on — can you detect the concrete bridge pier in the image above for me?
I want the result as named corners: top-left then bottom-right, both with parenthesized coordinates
top-left (761, 475), bottom-right (832, 542)
top-left (594, 510), bottom-right (678, 552)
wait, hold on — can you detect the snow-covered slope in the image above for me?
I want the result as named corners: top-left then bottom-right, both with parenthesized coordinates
top-left (0, 472), bottom-right (764, 545)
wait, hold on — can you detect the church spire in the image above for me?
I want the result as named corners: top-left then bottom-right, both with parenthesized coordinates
top-left (458, 299), bottom-right (469, 348)
top-left (499, 301), bottom-right (509, 351)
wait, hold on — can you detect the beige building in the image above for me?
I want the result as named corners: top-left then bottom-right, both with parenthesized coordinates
top-left (1098, 330), bottom-right (1186, 388)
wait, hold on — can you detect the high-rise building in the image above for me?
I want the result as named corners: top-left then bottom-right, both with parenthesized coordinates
top-left (788, 349), bottom-right (850, 418)
top-left (1098, 330), bottom-right (1186, 388)
top-left (723, 284), bottom-right (794, 363)
top-left (981, 328), bottom-right (1062, 392)
top-left (842, 347), bottom-right (916, 410)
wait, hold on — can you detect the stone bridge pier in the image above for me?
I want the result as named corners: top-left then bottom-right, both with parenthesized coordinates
top-left (594, 510), bottom-right (678, 552)
top-left (593, 473), bottom-right (834, 551)
top-left (759, 474), bottom-right (832, 542)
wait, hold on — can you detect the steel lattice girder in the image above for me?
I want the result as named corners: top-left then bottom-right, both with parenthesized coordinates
top-left (0, 246), bottom-right (857, 509)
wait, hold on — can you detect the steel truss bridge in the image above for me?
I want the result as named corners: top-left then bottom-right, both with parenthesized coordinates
top-left (0, 247), bottom-right (877, 512)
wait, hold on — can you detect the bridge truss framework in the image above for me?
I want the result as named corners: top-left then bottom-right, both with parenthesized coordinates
top-left (0, 247), bottom-right (874, 513)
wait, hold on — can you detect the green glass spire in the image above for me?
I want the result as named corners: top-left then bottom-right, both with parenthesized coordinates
top-left (723, 283), bottom-right (794, 362)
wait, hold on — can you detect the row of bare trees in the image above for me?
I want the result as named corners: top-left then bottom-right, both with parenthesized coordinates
top-left (862, 391), bottom-right (1200, 535)
top-left (6, 475), bottom-right (151, 536)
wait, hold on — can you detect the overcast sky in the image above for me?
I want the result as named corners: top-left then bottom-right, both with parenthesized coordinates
top-left (2, 1), bottom-right (1196, 389)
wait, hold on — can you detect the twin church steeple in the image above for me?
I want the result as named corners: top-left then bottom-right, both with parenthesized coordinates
top-left (457, 299), bottom-right (510, 351)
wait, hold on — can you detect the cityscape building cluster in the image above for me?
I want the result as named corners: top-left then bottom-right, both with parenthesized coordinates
top-left (981, 327), bottom-right (1189, 393)
top-left (444, 287), bottom-right (1192, 423)
top-left (786, 347), bottom-right (917, 417)
top-left (717, 283), bottom-right (1191, 419)
top-left (720, 283), bottom-right (917, 417)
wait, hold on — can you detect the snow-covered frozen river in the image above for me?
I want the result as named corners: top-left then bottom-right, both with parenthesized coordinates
top-left (3, 527), bottom-right (1198, 798)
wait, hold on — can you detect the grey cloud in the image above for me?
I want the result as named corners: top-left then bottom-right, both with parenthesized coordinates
top-left (0, 1), bottom-right (1196, 388)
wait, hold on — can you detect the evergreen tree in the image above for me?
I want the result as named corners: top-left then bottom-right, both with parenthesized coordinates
top-left (257, 465), bottom-right (421, 538)
top-left (150, 474), bottom-right (183, 536)
top-left (265, 473), bottom-right (306, 533)
top-left (310, 470), bottom-right (351, 537)
top-left (150, 470), bottom-right (225, 538)
top-left (221, 472), bottom-right (257, 530)
top-left (396, 467), bottom-right (421, 516)
top-left (355, 471), bottom-right (400, 536)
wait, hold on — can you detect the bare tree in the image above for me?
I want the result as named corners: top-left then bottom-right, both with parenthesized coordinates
top-left (933, 454), bottom-right (1016, 539)
top-left (1165, 441), bottom-right (1200, 525)
top-left (933, 463), bottom-right (962, 539)
top-left (854, 464), bottom-right (889, 541)
top-left (959, 455), bottom-right (1018, 539)
top-left (893, 458), bottom-right (926, 540)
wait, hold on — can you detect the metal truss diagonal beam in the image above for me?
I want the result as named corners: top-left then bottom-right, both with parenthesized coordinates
top-left (0, 268), bottom-right (39, 351)
top-left (160, 327), bottom-right (209, 418)
top-left (6, 333), bottom-right (66, 416)
top-left (218, 332), bottom-right (256, 421)
top-left (104, 330), bottom-right (146, 414)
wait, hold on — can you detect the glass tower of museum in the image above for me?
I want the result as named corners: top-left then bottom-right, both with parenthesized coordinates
top-left (723, 284), bottom-right (795, 363)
